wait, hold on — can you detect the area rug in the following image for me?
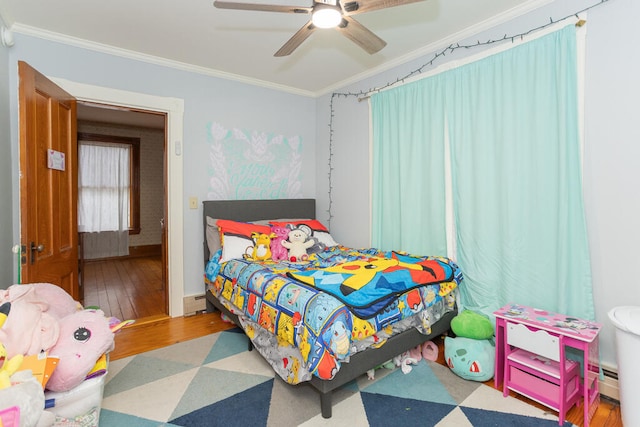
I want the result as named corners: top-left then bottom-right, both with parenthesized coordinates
top-left (98, 328), bottom-right (575, 426)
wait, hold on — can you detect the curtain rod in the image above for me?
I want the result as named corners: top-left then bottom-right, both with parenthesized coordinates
top-left (356, 18), bottom-right (587, 103)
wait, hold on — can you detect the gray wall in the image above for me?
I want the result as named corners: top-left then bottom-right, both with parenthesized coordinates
top-left (317, 0), bottom-right (640, 369)
top-left (0, 18), bottom-right (14, 288)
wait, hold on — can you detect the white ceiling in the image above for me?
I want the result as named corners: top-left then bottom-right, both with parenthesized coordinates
top-left (0, 0), bottom-right (553, 97)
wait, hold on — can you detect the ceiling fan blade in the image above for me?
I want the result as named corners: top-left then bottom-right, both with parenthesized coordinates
top-left (341, 0), bottom-right (424, 15)
top-left (213, 0), bottom-right (312, 14)
top-left (336, 16), bottom-right (386, 54)
top-left (274, 21), bottom-right (316, 57)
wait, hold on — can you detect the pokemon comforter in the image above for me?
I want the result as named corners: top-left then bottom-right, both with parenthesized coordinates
top-left (205, 245), bottom-right (462, 384)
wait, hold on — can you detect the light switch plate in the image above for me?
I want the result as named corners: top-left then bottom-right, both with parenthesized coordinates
top-left (189, 197), bottom-right (198, 209)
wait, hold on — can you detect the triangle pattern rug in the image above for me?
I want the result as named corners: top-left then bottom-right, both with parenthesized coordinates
top-left (99, 328), bottom-right (576, 426)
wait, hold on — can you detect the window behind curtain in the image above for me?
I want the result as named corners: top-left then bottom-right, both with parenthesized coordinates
top-left (370, 24), bottom-right (594, 320)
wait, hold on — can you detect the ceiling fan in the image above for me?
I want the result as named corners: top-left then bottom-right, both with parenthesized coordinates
top-left (213, 0), bottom-right (424, 57)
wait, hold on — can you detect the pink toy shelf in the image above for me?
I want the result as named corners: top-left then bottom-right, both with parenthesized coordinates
top-left (494, 304), bottom-right (602, 427)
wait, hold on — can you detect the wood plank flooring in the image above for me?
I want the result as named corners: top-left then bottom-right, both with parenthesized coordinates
top-left (82, 256), bottom-right (166, 321)
top-left (111, 312), bottom-right (622, 427)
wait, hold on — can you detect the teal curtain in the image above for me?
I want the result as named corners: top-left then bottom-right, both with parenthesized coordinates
top-left (370, 25), bottom-right (594, 320)
top-left (371, 75), bottom-right (448, 255)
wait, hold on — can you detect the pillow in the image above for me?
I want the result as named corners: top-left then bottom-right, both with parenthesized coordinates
top-left (217, 219), bottom-right (272, 263)
top-left (269, 219), bottom-right (338, 247)
top-left (205, 216), bottom-right (221, 260)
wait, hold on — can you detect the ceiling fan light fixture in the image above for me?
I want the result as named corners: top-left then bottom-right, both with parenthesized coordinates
top-left (312, 6), bottom-right (342, 29)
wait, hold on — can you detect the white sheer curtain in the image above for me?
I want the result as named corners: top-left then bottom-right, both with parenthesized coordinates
top-left (78, 142), bottom-right (130, 259)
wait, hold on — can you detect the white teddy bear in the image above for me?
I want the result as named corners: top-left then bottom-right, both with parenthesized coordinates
top-left (281, 225), bottom-right (315, 262)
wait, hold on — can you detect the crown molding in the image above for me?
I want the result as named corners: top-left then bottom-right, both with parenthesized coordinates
top-left (11, 22), bottom-right (316, 98)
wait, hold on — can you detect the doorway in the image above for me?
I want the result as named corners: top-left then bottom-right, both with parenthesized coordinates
top-left (77, 102), bottom-right (168, 321)
top-left (48, 76), bottom-right (185, 317)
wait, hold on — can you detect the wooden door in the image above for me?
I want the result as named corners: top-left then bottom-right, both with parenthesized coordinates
top-left (18, 61), bottom-right (79, 300)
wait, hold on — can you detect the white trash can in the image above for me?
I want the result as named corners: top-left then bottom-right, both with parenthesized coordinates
top-left (608, 306), bottom-right (640, 427)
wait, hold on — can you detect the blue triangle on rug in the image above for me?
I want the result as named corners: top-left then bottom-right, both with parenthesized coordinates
top-left (99, 409), bottom-right (165, 427)
top-left (203, 327), bottom-right (248, 365)
top-left (362, 362), bottom-right (458, 405)
top-left (460, 406), bottom-right (575, 427)
top-left (361, 392), bottom-right (456, 426)
top-left (169, 379), bottom-right (274, 427)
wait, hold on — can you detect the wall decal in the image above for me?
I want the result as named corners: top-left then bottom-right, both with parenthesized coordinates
top-left (207, 122), bottom-right (303, 200)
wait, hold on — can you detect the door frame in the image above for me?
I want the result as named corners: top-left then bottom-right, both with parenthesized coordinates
top-left (53, 77), bottom-right (185, 317)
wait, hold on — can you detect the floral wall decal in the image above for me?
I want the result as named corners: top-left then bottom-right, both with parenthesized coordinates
top-left (207, 122), bottom-right (303, 200)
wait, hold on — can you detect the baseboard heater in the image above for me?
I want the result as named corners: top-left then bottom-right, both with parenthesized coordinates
top-left (183, 294), bottom-right (207, 316)
top-left (599, 367), bottom-right (619, 401)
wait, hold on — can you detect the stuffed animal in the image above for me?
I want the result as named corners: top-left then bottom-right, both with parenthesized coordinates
top-left (0, 283), bottom-right (83, 358)
top-left (444, 336), bottom-right (495, 381)
top-left (393, 344), bottom-right (424, 374)
top-left (294, 224), bottom-right (326, 254)
top-left (281, 224), bottom-right (315, 262)
top-left (0, 283), bottom-right (128, 393)
top-left (451, 310), bottom-right (494, 340)
top-left (246, 232), bottom-right (277, 261)
top-left (0, 282), bottom-right (81, 320)
top-left (45, 309), bottom-right (116, 392)
top-left (270, 226), bottom-right (290, 262)
top-left (0, 302), bottom-right (24, 389)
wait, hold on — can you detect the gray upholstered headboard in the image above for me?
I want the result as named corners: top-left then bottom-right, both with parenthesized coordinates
top-left (203, 198), bottom-right (316, 265)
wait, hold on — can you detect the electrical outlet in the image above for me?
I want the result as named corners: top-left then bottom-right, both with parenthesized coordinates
top-left (189, 197), bottom-right (198, 209)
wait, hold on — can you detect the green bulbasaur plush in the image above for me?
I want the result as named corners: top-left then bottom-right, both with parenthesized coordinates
top-left (444, 336), bottom-right (495, 381)
top-left (451, 310), bottom-right (494, 340)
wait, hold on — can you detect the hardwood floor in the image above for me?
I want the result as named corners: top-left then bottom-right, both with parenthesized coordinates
top-left (82, 255), bottom-right (166, 321)
top-left (111, 312), bottom-right (622, 427)
top-left (110, 311), bottom-right (234, 360)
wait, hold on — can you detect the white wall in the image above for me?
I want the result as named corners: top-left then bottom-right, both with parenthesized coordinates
top-left (316, 0), bottom-right (640, 369)
top-left (6, 35), bottom-right (317, 299)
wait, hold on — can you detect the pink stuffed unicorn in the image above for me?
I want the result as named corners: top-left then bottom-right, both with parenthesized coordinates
top-left (270, 225), bottom-right (290, 262)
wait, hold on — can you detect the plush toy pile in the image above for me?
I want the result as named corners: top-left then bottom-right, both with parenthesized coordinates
top-left (246, 223), bottom-right (327, 263)
top-left (0, 283), bottom-right (125, 392)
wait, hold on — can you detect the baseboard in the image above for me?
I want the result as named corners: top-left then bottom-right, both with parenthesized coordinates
top-left (599, 367), bottom-right (619, 401)
top-left (85, 244), bottom-right (161, 262)
top-left (128, 244), bottom-right (162, 258)
top-left (184, 294), bottom-right (207, 316)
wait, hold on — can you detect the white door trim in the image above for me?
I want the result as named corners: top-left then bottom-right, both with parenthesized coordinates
top-left (52, 77), bottom-right (185, 317)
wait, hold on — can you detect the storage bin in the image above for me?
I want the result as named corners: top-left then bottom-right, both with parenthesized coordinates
top-left (506, 348), bottom-right (580, 409)
top-left (608, 306), bottom-right (640, 427)
top-left (44, 373), bottom-right (106, 422)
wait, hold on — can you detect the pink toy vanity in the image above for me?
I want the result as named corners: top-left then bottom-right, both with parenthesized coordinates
top-left (494, 304), bottom-right (601, 427)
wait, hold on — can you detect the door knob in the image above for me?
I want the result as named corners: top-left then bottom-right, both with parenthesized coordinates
top-left (30, 242), bottom-right (44, 264)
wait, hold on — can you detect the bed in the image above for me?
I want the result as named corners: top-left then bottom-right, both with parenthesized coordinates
top-left (202, 199), bottom-right (462, 418)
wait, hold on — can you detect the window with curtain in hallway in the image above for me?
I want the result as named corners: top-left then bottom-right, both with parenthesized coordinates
top-left (78, 142), bottom-right (131, 233)
top-left (77, 133), bottom-right (140, 259)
